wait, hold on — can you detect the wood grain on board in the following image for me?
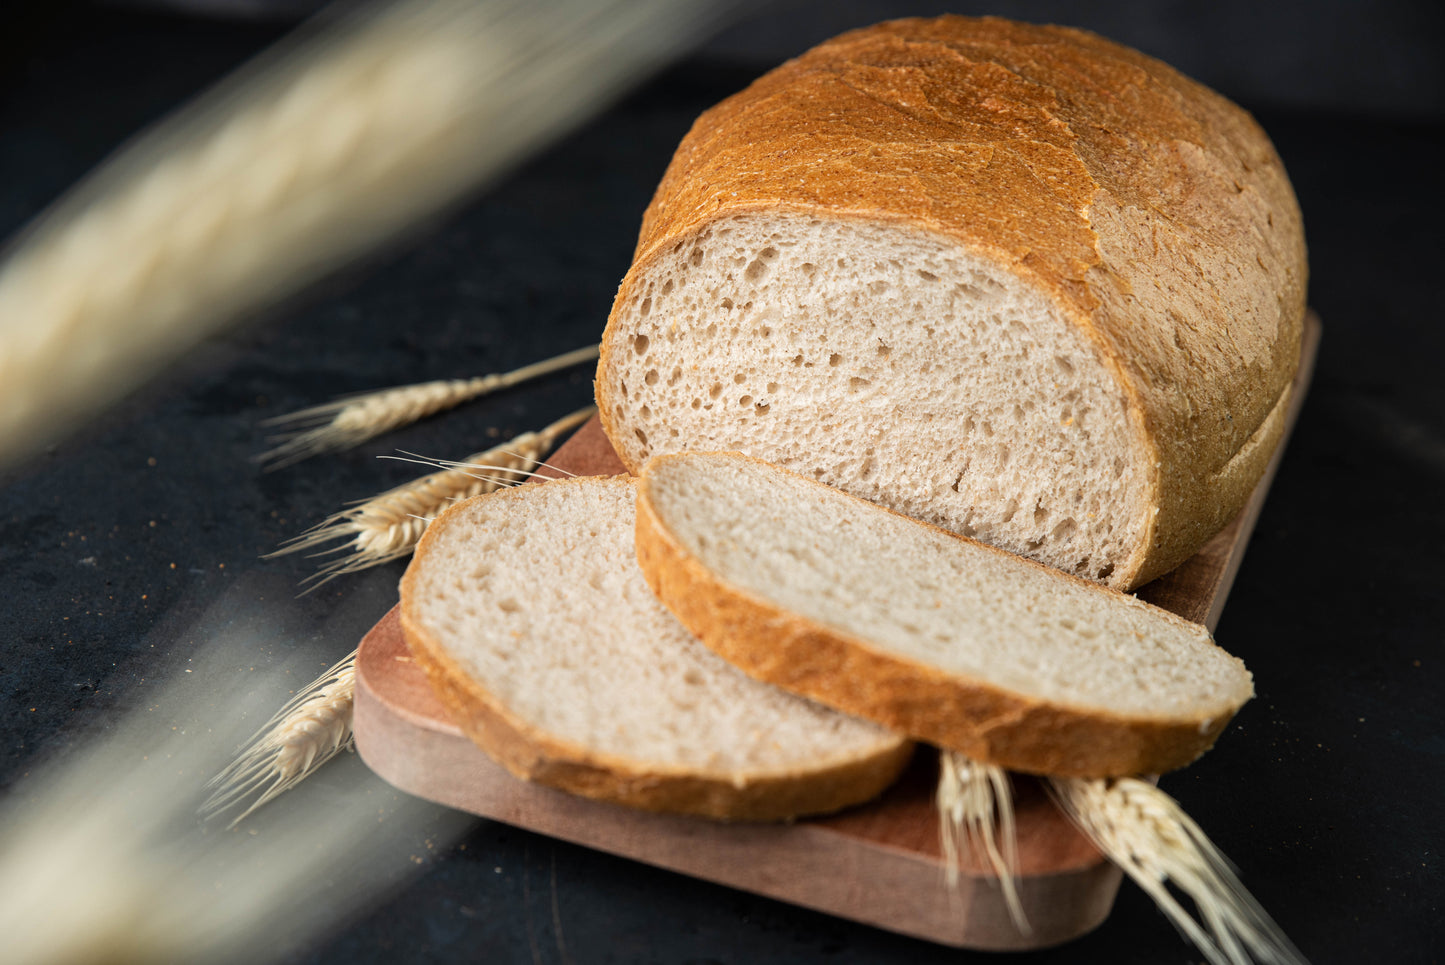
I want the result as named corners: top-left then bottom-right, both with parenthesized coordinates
top-left (353, 313), bottom-right (1320, 949)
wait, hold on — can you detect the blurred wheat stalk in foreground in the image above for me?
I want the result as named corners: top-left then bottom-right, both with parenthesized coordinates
top-left (0, 614), bottom-right (471, 965)
top-left (0, 0), bottom-right (724, 470)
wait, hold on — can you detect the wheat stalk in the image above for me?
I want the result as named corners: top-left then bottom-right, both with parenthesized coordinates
top-left (1050, 776), bottom-right (1306, 965)
top-left (203, 652), bottom-right (358, 829)
top-left (935, 751), bottom-right (1027, 933)
top-left (0, 0), bottom-right (723, 471)
top-left (257, 344), bottom-right (599, 468)
top-left (268, 405), bottom-right (592, 588)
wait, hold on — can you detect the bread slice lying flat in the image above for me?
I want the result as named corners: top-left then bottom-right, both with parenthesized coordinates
top-left (635, 452), bottom-right (1255, 779)
top-left (399, 475), bottom-right (912, 821)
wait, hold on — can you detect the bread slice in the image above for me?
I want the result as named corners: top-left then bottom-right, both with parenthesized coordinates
top-left (398, 475), bottom-right (912, 821)
top-left (635, 452), bottom-right (1254, 779)
top-left (597, 15), bottom-right (1307, 591)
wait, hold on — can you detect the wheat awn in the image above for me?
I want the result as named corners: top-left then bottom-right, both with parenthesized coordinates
top-left (203, 652), bottom-right (358, 829)
top-left (257, 345), bottom-right (599, 468)
top-left (935, 751), bottom-right (1027, 932)
top-left (268, 406), bottom-right (591, 588)
top-left (1050, 776), bottom-right (1306, 965)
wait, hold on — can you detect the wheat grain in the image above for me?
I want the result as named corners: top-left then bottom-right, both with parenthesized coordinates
top-left (935, 751), bottom-right (1027, 933)
top-left (1049, 776), bottom-right (1306, 965)
top-left (269, 405), bottom-right (592, 588)
top-left (257, 345), bottom-right (599, 468)
top-left (203, 652), bottom-right (358, 829)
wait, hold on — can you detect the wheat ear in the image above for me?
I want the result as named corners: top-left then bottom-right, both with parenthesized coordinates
top-left (0, 0), bottom-right (721, 471)
top-left (268, 405), bottom-right (592, 588)
top-left (1049, 777), bottom-right (1306, 965)
top-left (203, 652), bottom-right (357, 829)
top-left (257, 345), bottom-right (599, 468)
top-left (935, 751), bottom-right (1027, 932)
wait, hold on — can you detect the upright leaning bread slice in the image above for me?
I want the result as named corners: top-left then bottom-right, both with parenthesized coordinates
top-left (598, 15), bottom-right (1308, 591)
top-left (635, 452), bottom-right (1255, 779)
top-left (399, 474), bottom-right (912, 821)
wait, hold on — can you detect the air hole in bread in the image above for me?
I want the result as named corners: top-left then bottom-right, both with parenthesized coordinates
top-left (690, 248), bottom-right (704, 267)
top-left (645, 369), bottom-right (659, 386)
top-left (640, 405), bottom-right (652, 420)
top-left (745, 257), bottom-right (769, 284)
top-left (755, 403), bottom-right (770, 415)
top-left (734, 373), bottom-right (746, 384)
top-left (848, 377), bottom-right (870, 392)
top-left (917, 269), bottom-right (939, 282)
top-left (662, 279), bottom-right (674, 296)
top-left (633, 334), bottom-right (649, 355)
top-left (719, 299), bottom-right (732, 311)
top-left (877, 341), bottom-right (891, 357)
top-left (639, 297), bottom-right (652, 317)
top-left (766, 382), bottom-right (779, 393)
top-left (801, 262), bottom-right (816, 275)
top-left (1001, 497), bottom-right (1019, 523)
top-left (634, 428), bottom-right (648, 446)
top-left (1052, 518), bottom-right (1077, 541)
top-left (739, 395), bottom-right (752, 407)
top-left (829, 353), bottom-right (842, 367)
top-left (497, 598), bottom-right (521, 613)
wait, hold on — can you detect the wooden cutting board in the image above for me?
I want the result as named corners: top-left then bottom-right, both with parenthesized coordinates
top-left (353, 313), bottom-right (1320, 950)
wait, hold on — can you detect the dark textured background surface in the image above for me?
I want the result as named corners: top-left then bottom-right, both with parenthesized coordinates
top-left (1, 3), bottom-right (1442, 963)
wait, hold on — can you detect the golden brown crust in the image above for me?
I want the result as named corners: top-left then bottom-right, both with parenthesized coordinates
top-left (634, 453), bottom-right (1241, 779)
top-left (398, 479), bottom-right (914, 822)
top-left (598, 15), bottom-right (1307, 590)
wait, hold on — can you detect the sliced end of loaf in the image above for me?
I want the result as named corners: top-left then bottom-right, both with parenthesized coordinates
top-left (399, 474), bottom-right (912, 821)
top-left (599, 212), bottom-right (1153, 588)
top-left (635, 452), bottom-right (1254, 779)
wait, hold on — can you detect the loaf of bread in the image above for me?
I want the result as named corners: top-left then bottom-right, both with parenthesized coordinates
top-left (398, 475), bottom-right (913, 820)
top-left (597, 15), bottom-right (1307, 590)
top-left (635, 451), bottom-right (1254, 778)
